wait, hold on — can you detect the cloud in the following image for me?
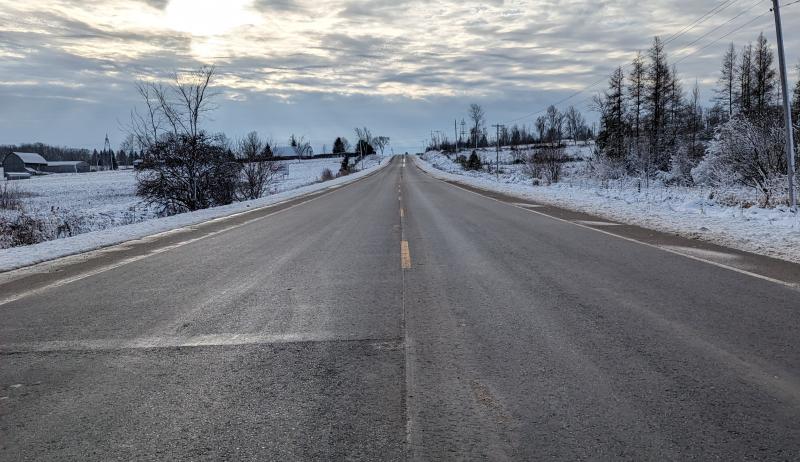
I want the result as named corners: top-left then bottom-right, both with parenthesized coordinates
top-left (0, 0), bottom-right (798, 152)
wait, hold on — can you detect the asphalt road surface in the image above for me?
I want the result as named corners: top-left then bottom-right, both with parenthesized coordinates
top-left (2, 156), bottom-right (800, 460)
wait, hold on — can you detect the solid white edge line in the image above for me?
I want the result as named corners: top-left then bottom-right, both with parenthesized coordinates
top-left (414, 159), bottom-right (799, 291)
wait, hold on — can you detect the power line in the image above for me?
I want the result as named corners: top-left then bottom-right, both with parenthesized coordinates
top-left (674, 9), bottom-right (772, 64)
top-left (500, 0), bottom-right (777, 126)
top-left (669, 0), bottom-right (764, 59)
top-left (663, 0), bottom-right (739, 46)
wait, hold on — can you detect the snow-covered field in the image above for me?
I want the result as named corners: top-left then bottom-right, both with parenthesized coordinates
top-left (2, 158), bottom-right (344, 239)
top-left (417, 150), bottom-right (800, 264)
top-left (0, 156), bottom-right (383, 271)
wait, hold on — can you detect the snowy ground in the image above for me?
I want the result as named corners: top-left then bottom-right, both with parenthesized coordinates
top-left (0, 156), bottom-right (385, 272)
top-left (5, 157), bottom-right (345, 233)
top-left (417, 150), bottom-right (800, 264)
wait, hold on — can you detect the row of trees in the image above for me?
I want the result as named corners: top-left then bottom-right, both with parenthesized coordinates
top-left (430, 103), bottom-right (593, 152)
top-left (0, 143), bottom-right (91, 162)
top-left (594, 32), bottom-right (799, 201)
top-left (594, 36), bottom-right (705, 180)
top-left (0, 142), bottom-right (146, 170)
top-left (127, 67), bottom-right (390, 215)
top-left (535, 105), bottom-right (593, 145)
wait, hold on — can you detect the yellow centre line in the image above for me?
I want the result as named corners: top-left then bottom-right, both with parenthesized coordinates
top-left (401, 241), bottom-right (411, 269)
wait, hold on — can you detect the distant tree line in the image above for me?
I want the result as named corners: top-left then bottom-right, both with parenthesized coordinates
top-left (428, 103), bottom-right (593, 152)
top-left (0, 143), bottom-right (91, 162)
top-left (0, 142), bottom-right (145, 170)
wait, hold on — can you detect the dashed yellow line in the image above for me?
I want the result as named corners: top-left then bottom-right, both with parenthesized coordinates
top-left (400, 241), bottom-right (411, 269)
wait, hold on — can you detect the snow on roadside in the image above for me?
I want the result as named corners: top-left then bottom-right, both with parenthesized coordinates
top-left (415, 152), bottom-right (800, 264)
top-left (0, 158), bottom-right (389, 272)
top-left (4, 158), bottom-right (346, 238)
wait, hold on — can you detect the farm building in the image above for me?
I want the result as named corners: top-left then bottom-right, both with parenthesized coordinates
top-left (44, 161), bottom-right (90, 174)
top-left (2, 152), bottom-right (48, 176)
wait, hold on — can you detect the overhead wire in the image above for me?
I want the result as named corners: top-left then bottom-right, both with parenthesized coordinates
top-left (498, 0), bottom-right (775, 126)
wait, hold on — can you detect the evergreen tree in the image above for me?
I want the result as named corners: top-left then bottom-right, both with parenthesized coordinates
top-left (738, 43), bottom-right (754, 115)
top-left (666, 65), bottom-right (685, 145)
top-left (628, 52), bottom-right (646, 139)
top-left (355, 139), bottom-right (375, 155)
top-left (714, 43), bottom-right (738, 120)
top-left (466, 151), bottom-right (482, 170)
top-left (333, 137), bottom-right (346, 154)
top-left (687, 82), bottom-right (704, 161)
top-left (596, 66), bottom-right (627, 160)
top-left (752, 32), bottom-right (776, 117)
top-left (645, 36), bottom-right (672, 170)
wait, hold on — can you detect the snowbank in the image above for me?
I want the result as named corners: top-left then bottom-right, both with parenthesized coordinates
top-left (415, 152), bottom-right (800, 264)
top-left (0, 158), bottom-right (389, 272)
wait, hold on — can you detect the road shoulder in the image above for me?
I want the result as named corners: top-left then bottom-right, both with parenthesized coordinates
top-left (411, 156), bottom-right (800, 289)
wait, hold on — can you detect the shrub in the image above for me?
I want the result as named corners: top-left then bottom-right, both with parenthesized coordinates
top-left (696, 116), bottom-right (788, 205)
top-left (0, 213), bottom-right (46, 248)
top-left (465, 151), bottom-right (482, 170)
top-left (320, 168), bottom-right (335, 182)
top-left (524, 146), bottom-right (567, 184)
top-left (136, 133), bottom-right (241, 215)
top-left (339, 154), bottom-right (351, 174)
top-left (236, 132), bottom-right (280, 201)
top-left (0, 182), bottom-right (24, 211)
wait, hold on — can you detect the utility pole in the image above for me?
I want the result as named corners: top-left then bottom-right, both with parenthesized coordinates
top-left (772, 0), bottom-right (797, 211)
top-left (454, 120), bottom-right (459, 155)
top-left (103, 133), bottom-right (113, 171)
top-left (460, 119), bottom-right (466, 151)
top-left (492, 124), bottom-right (504, 182)
top-left (435, 130), bottom-right (445, 151)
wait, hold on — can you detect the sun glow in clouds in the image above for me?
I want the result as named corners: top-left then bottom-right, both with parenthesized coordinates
top-left (165, 0), bottom-right (256, 36)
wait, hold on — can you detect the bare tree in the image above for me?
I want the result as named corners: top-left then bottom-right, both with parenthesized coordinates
top-left (289, 134), bottom-right (313, 158)
top-left (628, 51), bottom-right (646, 139)
top-left (237, 131), bottom-right (280, 200)
top-left (130, 67), bottom-right (239, 214)
top-left (738, 43), bottom-right (754, 115)
top-left (354, 127), bottom-right (375, 163)
top-left (468, 103), bottom-right (485, 149)
top-left (128, 83), bottom-right (165, 152)
top-left (373, 136), bottom-right (390, 155)
top-left (751, 32), bottom-right (777, 117)
top-left (714, 43), bottom-right (738, 120)
top-left (565, 106), bottom-right (586, 145)
top-left (535, 116), bottom-right (547, 143)
top-left (545, 105), bottom-right (564, 144)
top-left (645, 36), bottom-right (672, 170)
top-left (128, 66), bottom-right (218, 150)
top-left (523, 146), bottom-right (567, 184)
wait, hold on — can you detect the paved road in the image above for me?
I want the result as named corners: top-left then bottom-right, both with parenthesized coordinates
top-left (2, 156), bottom-right (800, 460)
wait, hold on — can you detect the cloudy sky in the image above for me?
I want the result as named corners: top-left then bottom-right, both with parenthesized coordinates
top-left (0, 0), bottom-right (798, 153)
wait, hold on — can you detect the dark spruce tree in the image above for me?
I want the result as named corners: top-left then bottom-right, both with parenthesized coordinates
top-left (333, 137), bottom-right (346, 154)
top-left (355, 139), bottom-right (375, 155)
